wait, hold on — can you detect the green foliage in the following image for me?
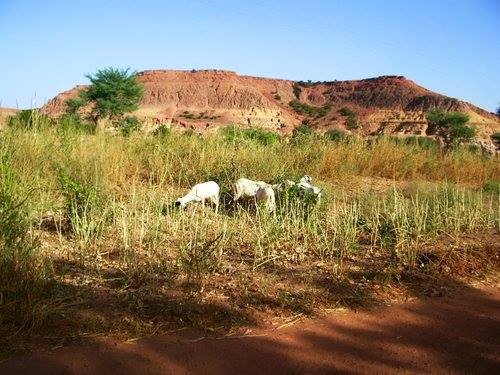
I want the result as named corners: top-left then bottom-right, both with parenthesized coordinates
top-left (292, 121), bottom-right (313, 138)
top-left (79, 67), bottom-right (144, 122)
top-left (118, 116), bottom-right (141, 137)
top-left (338, 107), bottom-right (356, 117)
top-left (425, 108), bottom-right (475, 146)
top-left (483, 180), bottom-right (500, 194)
top-left (387, 136), bottom-right (439, 151)
top-left (292, 83), bottom-right (302, 99)
top-left (152, 124), bottom-right (172, 138)
top-left (56, 165), bottom-right (105, 243)
top-left (297, 80), bottom-right (328, 87)
top-left (338, 107), bottom-right (359, 130)
top-left (490, 132), bottom-right (500, 143)
top-left (289, 100), bottom-right (331, 118)
top-left (58, 113), bottom-right (96, 134)
top-left (220, 125), bottom-right (280, 146)
top-left (324, 129), bottom-right (350, 142)
top-left (7, 109), bottom-right (52, 130)
top-left (65, 96), bottom-right (87, 115)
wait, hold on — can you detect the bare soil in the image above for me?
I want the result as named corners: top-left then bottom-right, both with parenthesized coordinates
top-left (1, 285), bottom-right (498, 374)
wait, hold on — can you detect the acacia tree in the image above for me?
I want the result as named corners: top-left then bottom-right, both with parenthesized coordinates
top-left (67, 67), bottom-right (143, 123)
top-left (425, 108), bottom-right (476, 148)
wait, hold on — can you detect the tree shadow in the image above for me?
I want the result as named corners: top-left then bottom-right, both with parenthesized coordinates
top-left (2, 283), bottom-right (498, 374)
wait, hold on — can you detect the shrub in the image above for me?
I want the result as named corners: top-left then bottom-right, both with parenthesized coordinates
top-left (117, 116), bottom-right (141, 137)
top-left (337, 107), bottom-right (359, 130)
top-left (338, 107), bottom-right (356, 117)
top-left (483, 180), bottom-right (500, 194)
top-left (292, 83), bottom-right (301, 99)
top-left (324, 129), bottom-right (349, 142)
top-left (387, 136), bottom-right (438, 151)
top-left (220, 125), bottom-right (280, 146)
top-left (289, 100), bottom-right (331, 118)
top-left (58, 113), bottom-right (96, 134)
top-left (273, 93), bottom-right (281, 101)
top-left (292, 121), bottom-right (313, 137)
top-left (7, 109), bottom-right (52, 130)
top-left (490, 132), bottom-right (500, 143)
top-left (152, 124), bottom-right (172, 138)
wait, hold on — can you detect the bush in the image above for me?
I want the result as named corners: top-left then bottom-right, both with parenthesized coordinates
top-left (152, 125), bottom-right (172, 138)
top-left (58, 113), bottom-right (96, 134)
top-left (490, 132), bottom-right (500, 143)
top-left (273, 93), bottom-right (281, 101)
top-left (425, 108), bottom-right (475, 147)
top-left (7, 109), bottom-right (52, 130)
top-left (292, 83), bottom-right (302, 99)
top-left (337, 107), bottom-right (359, 130)
top-left (117, 116), bottom-right (141, 137)
top-left (324, 129), bottom-right (349, 142)
top-left (338, 107), bottom-right (356, 117)
top-left (289, 100), bottom-right (331, 118)
top-left (483, 180), bottom-right (500, 194)
top-left (386, 136), bottom-right (438, 151)
top-left (292, 121), bottom-right (313, 137)
top-left (220, 125), bottom-right (280, 146)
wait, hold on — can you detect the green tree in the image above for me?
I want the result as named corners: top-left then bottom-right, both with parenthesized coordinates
top-left (67, 67), bottom-right (143, 123)
top-left (425, 108), bottom-right (476, 148)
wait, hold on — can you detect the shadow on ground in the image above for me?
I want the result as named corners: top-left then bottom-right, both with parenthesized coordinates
top-left (1, 284), bottom-right (498, 374)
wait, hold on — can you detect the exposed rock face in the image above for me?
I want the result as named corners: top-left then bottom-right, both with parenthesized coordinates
top-left (41, 69), bottom-right (499, 143)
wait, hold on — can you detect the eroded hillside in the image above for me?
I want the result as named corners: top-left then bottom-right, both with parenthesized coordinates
top-left (41, 69), bottom-right (499, 138)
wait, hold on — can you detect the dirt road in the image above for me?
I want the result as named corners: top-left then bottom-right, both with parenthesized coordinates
top-left (2, 285), bottom-right (499, 374)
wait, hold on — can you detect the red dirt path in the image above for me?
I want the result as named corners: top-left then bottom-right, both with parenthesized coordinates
top-left (1, 285), bottom-right (499, 374)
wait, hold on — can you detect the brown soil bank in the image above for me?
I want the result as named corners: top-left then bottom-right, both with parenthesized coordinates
top-left (2, 285), bottom-right (498, 374)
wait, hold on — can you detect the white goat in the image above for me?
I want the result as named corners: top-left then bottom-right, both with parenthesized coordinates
top-left (175, 181), bottom-right (220, 212)
top-left (233, 178), bottom-right (269, 202)
top-left (255, 185), bottom-right (276, 212)
top-left (296, 179), bottom-right (322, 204)
top-left (299, 175), bottom-right (312, 184)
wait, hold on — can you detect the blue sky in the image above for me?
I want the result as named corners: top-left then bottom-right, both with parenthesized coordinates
top-left (1, 0), bottom-right (499, 111)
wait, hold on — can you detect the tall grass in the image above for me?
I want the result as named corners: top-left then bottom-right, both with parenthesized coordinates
top-left (0, 123), bottom-right (498, 339)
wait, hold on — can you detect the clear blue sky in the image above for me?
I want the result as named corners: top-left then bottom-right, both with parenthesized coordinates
top-left (1, 0), bottom-right (499, 111)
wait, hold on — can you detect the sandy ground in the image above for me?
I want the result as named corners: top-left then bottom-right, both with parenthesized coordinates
top-left (1, 285), bottom-right (499, 374)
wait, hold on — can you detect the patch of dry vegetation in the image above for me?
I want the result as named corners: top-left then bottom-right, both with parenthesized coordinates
top-left (0, 121), bottom-right (499, 355)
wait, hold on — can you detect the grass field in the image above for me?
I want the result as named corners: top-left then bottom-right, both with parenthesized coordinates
top-left (0, 120), bottom-right (499, 354)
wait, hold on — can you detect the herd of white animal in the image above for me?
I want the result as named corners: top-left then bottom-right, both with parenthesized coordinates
top-left (175, 175), bottom-right (322, 213)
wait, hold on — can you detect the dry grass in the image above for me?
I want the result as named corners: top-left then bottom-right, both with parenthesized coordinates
top-left (0, 124), bottom-right (499, 355)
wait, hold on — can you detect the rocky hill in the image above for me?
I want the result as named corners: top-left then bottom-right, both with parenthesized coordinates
top-left (41, 69), bottom-right (500, 139)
